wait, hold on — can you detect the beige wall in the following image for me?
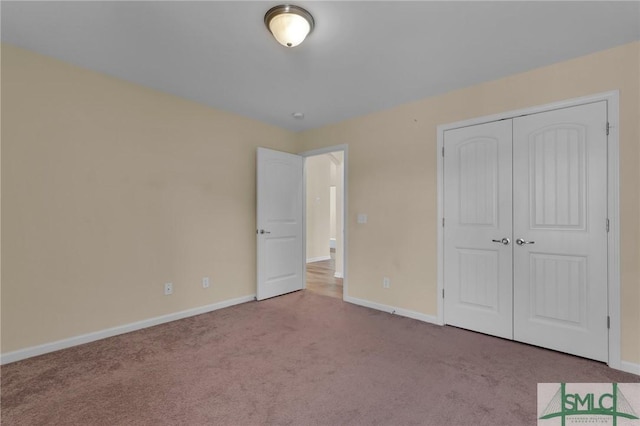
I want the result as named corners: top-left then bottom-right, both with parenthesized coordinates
top-left (333, 154), bottom-right (344, 279)
top-left (305, 155), bottom-right (331, 261)
top-left (1, 45), bottom-right (296, 352)
top-left (2, 42), bottom-right (639, 365)
top-left (329, 185), bottom-right (336, 240)
top-left (298, 42), bottom-right (640, 364)
top-left (329, 160), bottom-right (339, 242)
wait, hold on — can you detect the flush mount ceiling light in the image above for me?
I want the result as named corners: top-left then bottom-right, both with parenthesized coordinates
top-left (264, 4), bottom-right (314, 48)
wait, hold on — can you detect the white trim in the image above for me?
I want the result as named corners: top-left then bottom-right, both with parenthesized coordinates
top-left (300, 144), bottom-right (349, 300)
top-left (306, 255), bottom-right (331, 263)
top-left (0, 294), bottom-right (255, 365)
top-left (302, 153), bottom-right (308, 290)
top-left (343, 146), bottom-right (348, 298)
top-left (619, 361), bottom-right (640, 376)
top-left (334, 272), bottom-right (344, 279)
top-left (436, 118), bottom-right (445, 326)
top-left (436, 91), bottom-right (622, 370)
top-left (604, 93), bottom-right (622, 372)
top-left (437, 91), bottom-right (618, 133)
top-left (329, 238), bottom-right (336, 249)
top-left (345, 295), bottom-right (439, 325)
top-left (300, 144), bottom-right (348, 158)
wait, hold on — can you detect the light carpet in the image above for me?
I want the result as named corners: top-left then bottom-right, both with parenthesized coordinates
top-left (2, 291), bottom-right (638, 425)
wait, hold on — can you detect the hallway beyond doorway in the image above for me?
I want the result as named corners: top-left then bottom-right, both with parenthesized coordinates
top-left (306, 250), bottom-right (343, 299)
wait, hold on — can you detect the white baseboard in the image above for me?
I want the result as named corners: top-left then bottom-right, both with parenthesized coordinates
top-left (334, 272), bottom-right (344, 278)
top-left (343, 295), bottom-right (640, 375)
top-left (6, 291), bottom-right (633, 376)
top-left (344, 295), bottom-right (440, 325)
top-left (619, 360), bottom-right (640, 376)
top-left (306, 256), bottom-right (331, 263)
top-left (0, 294), bottom-right (256, 365)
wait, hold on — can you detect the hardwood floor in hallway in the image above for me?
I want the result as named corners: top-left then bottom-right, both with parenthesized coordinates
top-left (305, 253), bottom-right (343, 299)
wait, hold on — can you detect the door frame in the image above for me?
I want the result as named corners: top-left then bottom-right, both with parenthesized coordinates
top-left (436, 91), bottom-right (622, 370)
top-left (299, 144), bottom-right (349, 300)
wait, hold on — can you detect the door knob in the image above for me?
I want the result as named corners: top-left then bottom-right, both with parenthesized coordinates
top-left (491, 238), bottom-right (511, 245)
top-left (516, 238), bottom-right (535, 246)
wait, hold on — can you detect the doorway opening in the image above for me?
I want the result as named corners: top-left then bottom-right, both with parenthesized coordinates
top-left (304, 150), bottom-right (345, 299)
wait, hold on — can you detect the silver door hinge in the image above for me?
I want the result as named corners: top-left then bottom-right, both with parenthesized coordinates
top-left (442, 146), bottom-right (445, 157)
top-left (606, 122), bottom-right (610, 136)
top-left (607, 316), bottom-right (610, 329)
top-left (442, 289), bottom-right (445, 298)
top-left (606, 218), bottom-right (610, 233)
top-left (442, 218), bottom-right (445, 227)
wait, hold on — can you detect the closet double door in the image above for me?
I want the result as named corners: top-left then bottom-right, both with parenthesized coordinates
top-left (443, 102), bottom-right (608, 362)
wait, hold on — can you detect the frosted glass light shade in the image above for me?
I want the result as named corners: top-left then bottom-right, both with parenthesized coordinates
top-left (269, 13), bottom-right (310, 47)
top-left (265, 5), bottom-right (314, 48)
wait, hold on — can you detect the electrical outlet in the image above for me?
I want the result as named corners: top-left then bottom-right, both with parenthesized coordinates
top-left (383, 277), bottom-right (390, 289)
top-left (164, 282), bottom-right (173, 295)
top-left (202, 277), bottom-right (210, 288)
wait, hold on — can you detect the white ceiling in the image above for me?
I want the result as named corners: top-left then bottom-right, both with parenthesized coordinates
top-left (2, 1), bottom-right (639, 132)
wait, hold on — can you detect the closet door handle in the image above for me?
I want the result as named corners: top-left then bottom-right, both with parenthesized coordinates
top-left (491, 238), bottom-right (511, 245)
top-left (516, 238), bottom-right (535, 246)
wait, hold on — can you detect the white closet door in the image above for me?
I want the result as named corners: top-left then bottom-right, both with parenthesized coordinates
top-left (444, 120), bottom-right (513, 339)
top-left (512, 102), bottom-right (608, 362)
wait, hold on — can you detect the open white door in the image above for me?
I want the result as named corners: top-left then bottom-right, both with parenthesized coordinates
top-left (257, 148), bottom-right (304, 300)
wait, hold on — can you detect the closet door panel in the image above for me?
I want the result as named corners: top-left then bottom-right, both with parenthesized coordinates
top-left (443, 120), bottom-right (513, 339)
top-left (512, 101), bottom-right (608, 362)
